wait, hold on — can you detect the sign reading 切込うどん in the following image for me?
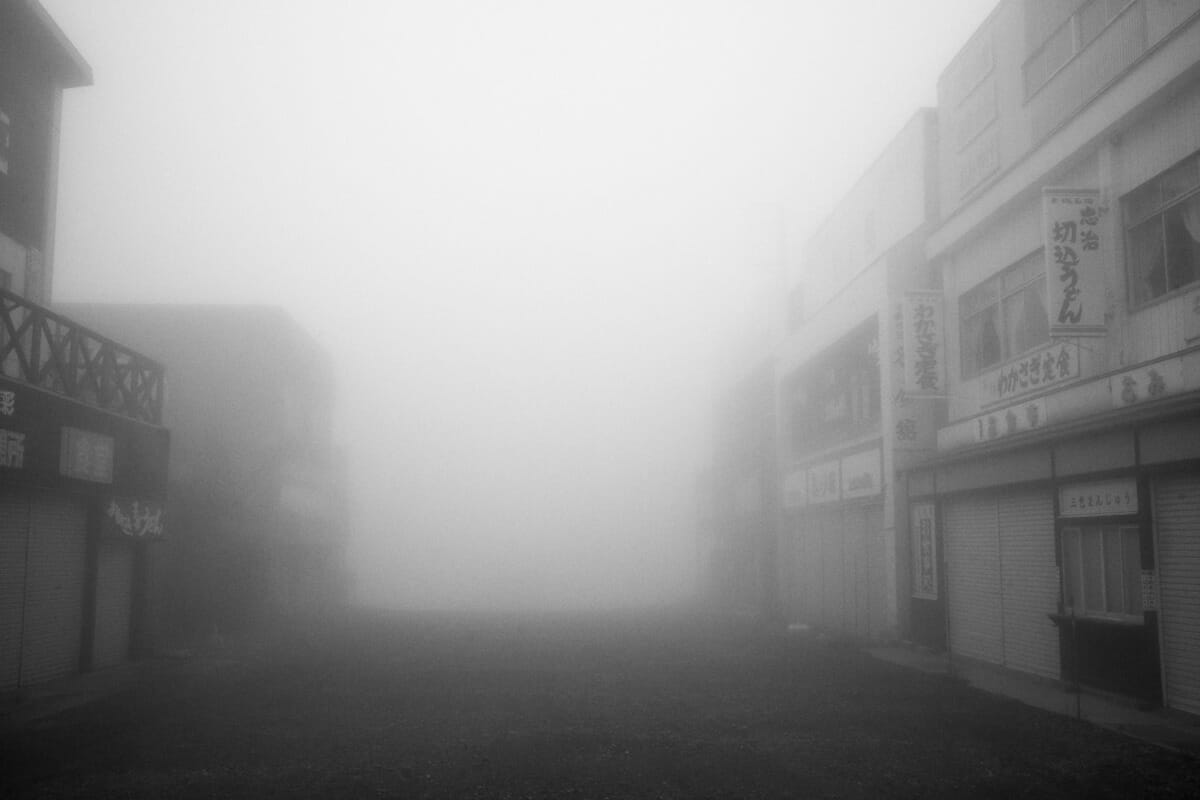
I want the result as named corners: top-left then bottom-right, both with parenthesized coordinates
top-left (1043, 189), bottom-right (1107, 337)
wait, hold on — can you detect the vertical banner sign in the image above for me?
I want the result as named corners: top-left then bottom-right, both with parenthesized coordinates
top-left (901, 291), bottom-right (945, 397)
top-left (911, 502), bottom-right (938, 600)
top-left (1044, 189), bottom-right (1107, 337)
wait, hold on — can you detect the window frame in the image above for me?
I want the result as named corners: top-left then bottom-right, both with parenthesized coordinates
top-left (959, 250), bottom-right (1050, 379)
top-left (1022, 0), bottom-right (1136, 100)
top-left (1122, 149), bottom-right (1200, 310)
top-left (1058, 520), bottom-right (1145, 623)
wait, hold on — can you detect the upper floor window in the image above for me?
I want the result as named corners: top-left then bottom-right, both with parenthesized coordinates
top-left (960, 251), bottom-right (1049, 378)
top-left (1024, 0), bottom-right (1132, 98)
top-left (1124, 150), bottom-right (1200, 307)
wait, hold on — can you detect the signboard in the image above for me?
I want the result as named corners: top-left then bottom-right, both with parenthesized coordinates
top-left (807, 460), bottom-right (841, 504)
top-left (1043, 189), bottom-right (1107, 337)
top-left (982, 342), bottom-right (1080, 405)
top-left (841, 448), bottom-right (882, 499)
top-left (103, 497), bottom-right (165, 540)
top-left (901, 291), bottom-right (945, 397)
top-left (972, 397), bottom-right (1048, 444)
top-left (911, 502), bottom-right (938, 600)
top-left (1110, 357), bottom-right (1184, 408)
top-left (782, 468), bottom-right (809, 510)
top-left (59, 426), bottom-right (115, 484)
top-left (1059, 478), bottom-right (1138, 518)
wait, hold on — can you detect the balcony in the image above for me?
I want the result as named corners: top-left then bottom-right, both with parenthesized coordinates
top-left (0, 288), bottom-right (164, 424)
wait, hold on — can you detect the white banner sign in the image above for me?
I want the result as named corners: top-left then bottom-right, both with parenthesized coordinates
top-left (1059, 478), bottom-right (1138, 517)
top-left (901, 291), bottom-right (945, 397)
top-left (1044, 189), bottom-right (1107, 337)
top-left (911, 502), bottom-right (938, 600)
top-left (841, 448), bottom-right (882, 499)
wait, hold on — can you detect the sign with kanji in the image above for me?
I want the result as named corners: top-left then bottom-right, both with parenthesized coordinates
top-left (103, 497), bottom-right (165, 540)
top-left (982, 342), bottom-right (1080, 405)
top-left (1043, 189), bottom-right (1107, 337)
top-left (807, 460), bottom-right (841, 504)
top-left (901, 291), bottom-right (945, 397)
top-left (841, 448), bottom-right (882, 499)
top-left (972, 398), bottom-right (1049, 444)
top-left (911, 502), bottom-right (937, 600)
top-left (59, 426), bottom-right (115, 483)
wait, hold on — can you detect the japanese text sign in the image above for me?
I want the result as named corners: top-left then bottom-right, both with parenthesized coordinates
top-left (59, 426), bottom-right (114, 484)
top-left (901, 291), bottom-right (945, 397)
top-left (1058, 479), bottom-right (1138, 518)
top-left (1043, 189), bottom-right (1107, 337)
top-left (911, 503), bottom-right (938, 600)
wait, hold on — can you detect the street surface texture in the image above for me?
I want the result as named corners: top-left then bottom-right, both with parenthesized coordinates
top-left (2, 609), bottom-right (1198, 799)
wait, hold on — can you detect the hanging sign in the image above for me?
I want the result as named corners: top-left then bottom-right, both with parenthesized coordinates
top-left (911, 502), bottom-right (938, 600)
top-left (901, 291), bottom-right (945, 397)
top-left (1043, 188), bottom-right (1107, 337)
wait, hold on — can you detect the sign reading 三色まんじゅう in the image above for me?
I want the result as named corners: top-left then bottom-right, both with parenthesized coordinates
top-left (911, 502), bottom-right (937, 600)
top-left (1058, 478), bottom-right (1138, 518)
top-left (901, 292), bottom-right (945, 397)
top-left (1043, 189), bottom-right (1107, 337)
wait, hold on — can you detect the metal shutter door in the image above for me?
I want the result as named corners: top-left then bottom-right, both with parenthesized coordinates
top-left (1154, 475), bottom-right (1200, 716)
top-left (92, 538), bottom-right (135, 669)
top-left (802, 515), bottom-right (823, 627)
top-left (843, 507), bottom-right (870, 639)
top-left (864, 505), bottom-right (884, 639)
top-left (998, 488), bottom-right (1059, 678)
top-left (0, 495), bottom-right (29, 690)
top-left (945, 495), bottom-right (1003, 664)
top-left (19, 494), bottom-right (87, 685)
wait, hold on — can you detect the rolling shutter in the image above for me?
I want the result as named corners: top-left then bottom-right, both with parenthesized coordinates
top-left (998, 488), bottom-right (1059, 679)
top-left (18, 494), bottom-right (87, 685)
top-left (1154, 475), bottom-right (1200, 716)
top-left (945, 495), bottom-right (1003, 664)
top-left (843, 507), bottom-right (871, 639)
top-left (92, 538), bottom-right (135, 669)
top-left (802, 514), bottom-right (823, 627)
top-left (0, 495), bottom-right (29, 690)
top-left (821, 511), bottom-right (845, 631)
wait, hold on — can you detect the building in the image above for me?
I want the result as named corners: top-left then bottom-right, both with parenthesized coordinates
top-left (1, 1), bottom-right (170, 689)
top-left (774, 109), bottom-right (941, 642)
top-left (62, 304), bottom-right (349, 641)
top-left (902, 0), bottom-right (1200, 714)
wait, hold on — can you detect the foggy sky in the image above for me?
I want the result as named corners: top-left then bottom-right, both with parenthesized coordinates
top-left (40, 0), bottom-right (997, 610)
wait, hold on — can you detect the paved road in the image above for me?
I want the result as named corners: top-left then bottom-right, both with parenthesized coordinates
top-left (3, 609), bottom-right (1198, 799)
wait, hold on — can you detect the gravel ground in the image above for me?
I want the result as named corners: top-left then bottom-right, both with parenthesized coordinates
top-left (2, 608), bottom-right (1198, 799)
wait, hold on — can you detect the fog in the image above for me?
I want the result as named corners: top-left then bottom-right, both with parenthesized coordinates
top-left (40, 0), bottom-right (996, 611)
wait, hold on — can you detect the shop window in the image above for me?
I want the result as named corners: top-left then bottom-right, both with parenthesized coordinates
top-left (1061, 525), bottom-right (1143, 620)
top-left (1124, 150), bottom-right (1200, 307)
top-left (959, 251), bottom-right (1049, 378)
top-left (1023, 0), bottom-right (1133, 98)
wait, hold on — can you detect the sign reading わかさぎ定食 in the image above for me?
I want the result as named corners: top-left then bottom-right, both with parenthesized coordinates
top-left (1058, 478), bottom-right (1138, 517)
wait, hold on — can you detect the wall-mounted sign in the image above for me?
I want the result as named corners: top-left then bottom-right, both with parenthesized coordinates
top-left (1043, 189), bottom-right (1108, 337)
top-left (1110, 357), bottom-right (1184, 409)
top-left (0, 389), bottom-right (14, 417)
top-left (972, 397), bottom-right (1048, 444)
top-left (0, 428), bottom-right (25, 468)
top-left (807, 460), bottom-right (841, 504)
top-left (1059, 478), bottom-right (1138, 517)
top-left (841, 448), bottom-right (882, 499)
top-left (911, 502), bottom-right (938, 600)
top-left (901, 291), bottom-right (945, 397)
top-left (59, 426), bottom-right (114, 483)
top-left (782, 468), bottom-right (809, 510)
top-left (982, 342), bottom-right (1080, 405)
top-left (103, 497), bottom-right (165, 540)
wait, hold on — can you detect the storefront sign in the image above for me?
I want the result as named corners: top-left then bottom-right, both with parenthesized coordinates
top-left (1058, 478), bottom-right (1138, 517)
top-left (807, 460), bottom-right (841, 504)
top-left (1110, 358), bottom-right (1184, 409)
top-left (901, 291), bottom-right (945, 397)
top-left (0, 389), bottom-right (14, 416)
top-left (782, 468), bottom-right (809, 509)
top-left (982, 342), bottom-right (1080, 405)
top-left (972, 397), bottom-right (1049, 444)
top-left (911, 502), bottom-right (938, 600)
top-left (841, 448), bottom-right (882, 499)
top-left (103, 497), bottom-right (165, 540)
top-left (59, 426), bottom-right (114, 483)
top-left (1043, 189), bottom-right (1107, 337)
top-left (0, 428), bottom-right (25, 468)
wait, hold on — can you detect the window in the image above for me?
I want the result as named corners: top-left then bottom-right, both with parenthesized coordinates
top-left (960, 251), bottom-right (1049, 377)
top-left (0, 108), bottom-right (9, 175)
top-left (1124, 150), bottom-right (1200, 307)
top-left (1060, 525), bottom-right (1143, 619)
top-left (1024, 0), bottom-right (1132, 98)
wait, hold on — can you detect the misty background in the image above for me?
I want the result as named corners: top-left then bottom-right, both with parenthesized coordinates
top-left (40, 0), bottom-right (995, 611)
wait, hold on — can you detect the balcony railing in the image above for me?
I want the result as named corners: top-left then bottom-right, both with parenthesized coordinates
top-left (0, 288), bottom-right (164, 424)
